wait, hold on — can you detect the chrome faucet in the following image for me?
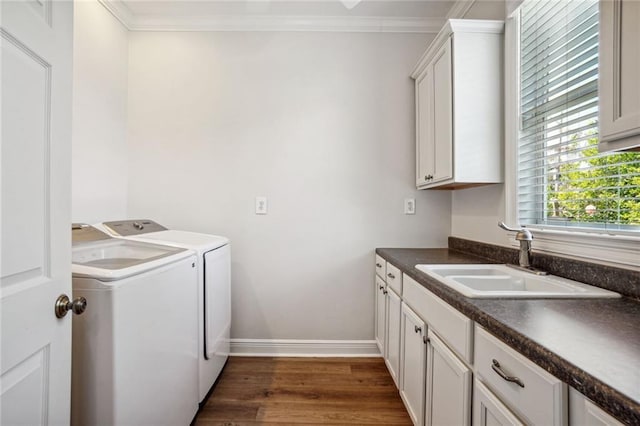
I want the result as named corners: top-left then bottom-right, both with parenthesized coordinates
top-left (498, 222), bottom-right (532, 267)
top-left (498, 222), bottom-right (547, 275)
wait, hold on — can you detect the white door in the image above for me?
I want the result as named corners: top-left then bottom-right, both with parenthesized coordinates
top-left (416, 67), bottom-right (434, 187)
top-left (426, 331), bottom-right (471, 426)
top-left (1, 1), bottom-right (74, 425)
top-left (374, 276), bottom-right (386, 354)
top-left (431, 37), bottom-right (453, 183)
top-left (384, 287), bottom-right (401, 387)
top-left (399, 303), bottom-right (426, 426)
top-left (473, 380), bottom-right (524, 426)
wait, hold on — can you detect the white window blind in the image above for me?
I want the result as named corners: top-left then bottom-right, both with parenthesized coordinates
top-left (517, 0), bottom-right (640, 232)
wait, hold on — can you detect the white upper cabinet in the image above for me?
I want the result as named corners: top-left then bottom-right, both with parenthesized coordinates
top-left (416, 38), bottom-right (453, 186)
top-left (412, 20), bottom-right (504, 190)
top-left (598, 0), bottom-right (640, 152)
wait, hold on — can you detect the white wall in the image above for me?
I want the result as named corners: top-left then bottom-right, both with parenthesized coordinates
top-left (463, 0), bottom-right (508, 20)
top-left (451, 0), bottom-right (509, 246)
top-left (71, 1), bottom-right (129, 224)
top-left (126, 31), bottom-right (452, 340)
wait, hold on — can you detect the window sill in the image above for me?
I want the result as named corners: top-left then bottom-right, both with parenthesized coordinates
top-left (507, 228), bottom-right (640, 270)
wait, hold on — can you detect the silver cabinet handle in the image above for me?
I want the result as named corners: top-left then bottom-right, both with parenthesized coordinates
top-left (376, 262), bottom-right (382, 268)
top-left (387, 272), bottom-right (396, 279)
top-left (414, 325), bottom-right (422, 334)
top-left (491, 359), bottom-right (525, 388)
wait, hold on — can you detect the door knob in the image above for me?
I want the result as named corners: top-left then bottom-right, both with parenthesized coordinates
top-left (55, 294), bottom-right (87, 318)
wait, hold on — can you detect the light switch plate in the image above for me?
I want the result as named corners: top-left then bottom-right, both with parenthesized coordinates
top-left (404, 198), bottom-right (416, 215)
top-left (255, 197), bottom-right (268, 215)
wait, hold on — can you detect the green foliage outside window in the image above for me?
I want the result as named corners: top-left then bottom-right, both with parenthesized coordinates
top-left (546, 137), bottom-right (640, 226)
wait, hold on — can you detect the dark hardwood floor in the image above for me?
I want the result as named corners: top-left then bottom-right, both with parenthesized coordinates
top-left (194, 357), bottom-right (412, 425)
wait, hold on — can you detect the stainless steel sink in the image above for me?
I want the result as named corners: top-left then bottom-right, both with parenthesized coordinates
top-left (415, 264), bottom-right (620, 298)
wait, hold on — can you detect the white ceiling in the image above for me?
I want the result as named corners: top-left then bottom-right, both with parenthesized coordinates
top-left (100, 0), bottom-right (474, 32)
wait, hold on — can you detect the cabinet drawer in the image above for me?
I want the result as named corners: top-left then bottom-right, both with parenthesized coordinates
top-left (402, 274), bottom-right (473, 364)
top-left (386, 263), bottom-right (402, 294)
top-left (375, 254), bottom-right (386, 279)
top-left (475, 326), bottom-right (567, 425)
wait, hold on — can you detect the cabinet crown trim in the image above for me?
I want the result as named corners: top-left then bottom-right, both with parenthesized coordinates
top-left (411, 19), bottom-right (504, 78)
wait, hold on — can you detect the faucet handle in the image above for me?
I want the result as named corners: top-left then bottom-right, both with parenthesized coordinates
top-left (498, 221), bottom-right (519, 232)
top-left (498, 222), bottom-right (533, 241)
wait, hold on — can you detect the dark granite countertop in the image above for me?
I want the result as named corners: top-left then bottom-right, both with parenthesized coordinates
top-left (376, 247), bottom-right (640, 424)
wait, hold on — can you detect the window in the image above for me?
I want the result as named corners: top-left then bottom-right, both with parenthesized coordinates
top-left (516, 0), bottom-right (640, 234)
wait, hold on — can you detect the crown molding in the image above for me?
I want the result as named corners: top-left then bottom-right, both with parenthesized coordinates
top-left (97, 0), bottom-right (444, 33)
top-left (445, 0), bottom-right (478, 20)
top-left (129, 15), bottom-right (445, 33)
top-left (411, 18), bottom-right (503, 78)
top-left (98, 0), bottom-right (135, 29)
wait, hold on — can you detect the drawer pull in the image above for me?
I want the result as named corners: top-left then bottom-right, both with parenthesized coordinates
top-left (376, 263), bottom-right (382, 268)
top-left (423, 336), bottom-right (430, 344)
top-left (387, 273), bottom-right (396, 279)
top-left (383, 289), bottom-right (388, 295)
top-left (379, 285), bottom-right (384, 291)
top-left (492, 359), bottom-right (525, 388)
top-left (414, 325), bottom-right (422, 334)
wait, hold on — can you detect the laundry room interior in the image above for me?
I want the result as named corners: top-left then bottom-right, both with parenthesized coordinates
top-left (2, 0), bottom-right (639, 424)
top-left (71, 0), bottom-right (504, 349)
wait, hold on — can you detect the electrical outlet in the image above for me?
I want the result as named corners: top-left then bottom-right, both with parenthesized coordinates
top-left (404, 198), bottom-right (416, 215)
top-left (255, 197), bottom-right (268, 215)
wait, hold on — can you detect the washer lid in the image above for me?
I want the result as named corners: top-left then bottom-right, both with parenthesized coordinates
top-left (72, 239), bottom-right (191, 281)
top-left (129, 230), bottom-right (229, 252)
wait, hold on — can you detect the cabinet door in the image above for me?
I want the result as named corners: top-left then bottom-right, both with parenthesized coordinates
top-left (416, 67), bottom-right (434, 186)
top-left (473, 379), bottom-right (524, 426)
top-left (426, 331), bottom-right (472, 426)
top-left (431, 37), bottom-right (453, 183)
top-left (385, 287), bottom-right (401, 387)
top-left (569, 388), bottom-right (624, 426)
top-left (400, 303), bottom-right (427, 426)
top-left (599, 0), bottom-right (640, 151)
top-left (374, 276), bottom-right (387, 355)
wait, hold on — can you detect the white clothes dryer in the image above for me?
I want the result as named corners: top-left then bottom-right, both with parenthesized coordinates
top-left (99, 220), bottom-right (231, 402)
top-left (71, 225), bottom-right (199, 426)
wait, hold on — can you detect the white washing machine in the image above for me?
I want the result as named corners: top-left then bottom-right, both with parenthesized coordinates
top-left (99, 219), bottom-right (231, 402)
top-left (71, 225), bottom-right (199, 426)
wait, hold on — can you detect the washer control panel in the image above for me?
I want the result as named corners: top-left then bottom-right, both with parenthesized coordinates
top-left (103, 219), bottom-right (168, 236)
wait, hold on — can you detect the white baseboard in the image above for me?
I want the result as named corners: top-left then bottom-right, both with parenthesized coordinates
top-left (230, 339), bottom-right (381, 357)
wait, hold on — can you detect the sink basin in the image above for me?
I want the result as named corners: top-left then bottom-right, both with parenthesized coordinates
top-left (415, 264), bottom-right (620, 299)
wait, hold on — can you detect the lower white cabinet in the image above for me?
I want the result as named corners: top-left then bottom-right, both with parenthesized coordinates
top-left (374, 276), bottom-right (386, 354)
top-left (475, 325), bottom-right (567, 425)
top-left (569, 388), bottom-right (623, 426)
top-left (473, 379), bottom-right (524, 426)
top-left (400, 303), bottom-right (427, 426)
top-left (385, 287), bottom-right (402, 386)
top-left (373, 261), bottom-right (623, 426)
top-left (426, 330), bottom-right (472, 426)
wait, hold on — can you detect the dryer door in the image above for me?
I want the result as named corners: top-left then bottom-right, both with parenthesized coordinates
top-left (204, 245), bottom-right (231, 360)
